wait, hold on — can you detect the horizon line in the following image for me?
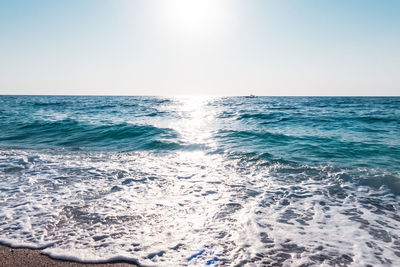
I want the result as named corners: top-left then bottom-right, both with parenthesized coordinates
top-left (0, 94), bottom-right (399, 97)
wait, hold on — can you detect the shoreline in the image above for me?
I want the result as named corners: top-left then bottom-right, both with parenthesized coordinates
top-left (0, 244), bottom-right (138, 267)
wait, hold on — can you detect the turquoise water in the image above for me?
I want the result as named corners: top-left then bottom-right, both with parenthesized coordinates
top-left (1, 96), bottom-right (399, 169)
top-left (0, 96), bottom-right (399, 266)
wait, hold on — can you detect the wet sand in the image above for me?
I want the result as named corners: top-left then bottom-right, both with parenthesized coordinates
top-left (0, 245), bottom-right (137, 267)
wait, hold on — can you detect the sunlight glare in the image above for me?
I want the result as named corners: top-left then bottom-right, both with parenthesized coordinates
top-left (174, 96), bottom-right (217, 148)
top-left (160, 0), bottom-right (228, 35)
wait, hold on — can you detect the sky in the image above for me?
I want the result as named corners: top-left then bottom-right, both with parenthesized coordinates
top-left (0, 0), bottom-right (399, 96)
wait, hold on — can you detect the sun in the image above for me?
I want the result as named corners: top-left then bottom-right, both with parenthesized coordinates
top-left (159, 0), bottom-right (227, 35)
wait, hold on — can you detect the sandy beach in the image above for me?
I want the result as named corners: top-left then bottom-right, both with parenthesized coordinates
top-left (0, 245), bottom-right (136, 267)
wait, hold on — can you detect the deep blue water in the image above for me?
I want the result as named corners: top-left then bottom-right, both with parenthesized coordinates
top-left (0, 96), bottom-right (399, 266)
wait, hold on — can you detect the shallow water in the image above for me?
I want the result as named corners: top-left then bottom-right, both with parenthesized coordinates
top-left (0, 96), bottom-right (399, 266)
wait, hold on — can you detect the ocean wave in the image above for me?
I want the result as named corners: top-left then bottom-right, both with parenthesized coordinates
top-left (0, 118), bottom-right (180, 151)
top-left (236, 112), bottom-right (288, 121)
top-left (216, 129), bottom-right (294, 143)
top-left (32, 102), bottom-right (68, 107)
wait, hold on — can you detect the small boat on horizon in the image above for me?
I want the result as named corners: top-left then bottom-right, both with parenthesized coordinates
top-left (245, 94), bottom-right (256, 98)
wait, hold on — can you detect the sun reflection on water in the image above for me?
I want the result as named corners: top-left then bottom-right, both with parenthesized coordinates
top-left (169, 96), bottom-right (218, 150)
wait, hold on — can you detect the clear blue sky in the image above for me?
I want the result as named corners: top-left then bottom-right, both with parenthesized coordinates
top-left (0, 0), bottom-right (399, 96)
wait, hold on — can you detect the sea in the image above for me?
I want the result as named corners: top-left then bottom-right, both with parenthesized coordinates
top-left (0, 95), bottom-right (399, 266)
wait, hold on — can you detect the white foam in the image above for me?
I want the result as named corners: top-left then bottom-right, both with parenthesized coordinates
top-left (0, 149), bottom-right (399, 266)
